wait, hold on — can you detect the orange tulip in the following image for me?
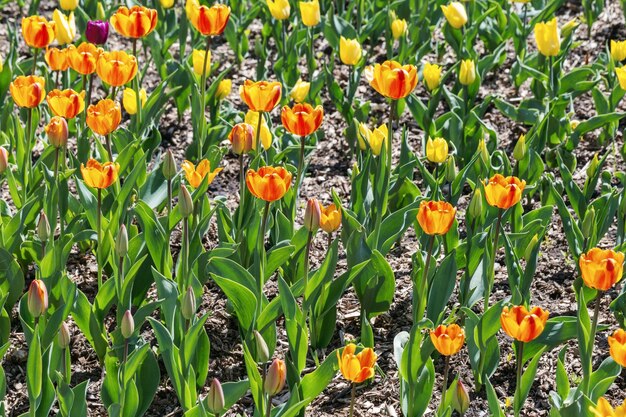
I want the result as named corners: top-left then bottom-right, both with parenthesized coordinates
top-left (246, 166), bottom-right (292, 202)
top-left (47, 88), bottom-right (85, 119)
top-left (337, 343), bottom-right (377, 384)
top-left (579, 248), bottom-right (625, 291)
top-left (110, 6), bottom-right (158, 38)
top-left (27, 279), bottom-right (49, 318)
top-left (367, 60), bottom-right (418, 100)
top-left (608, 329), bottom-right (626, 367)
top-left (67, 42), bottom-right (102, 75)
top-left (264, 359), bottom-right (287, 396)
top-left (281, 103), bottom-right (324, 137)
top-left (240, 80), bottom-right (282, 112)
top-left (181, 159), bottom-right (222, 188)
top-left (186, 1), bottom-right (230, 36)
top-left (45, 47), bottom-right (69, 71)
top-left (483, 174), bottom-right (526, 209)
top-left (86, 99), bottom-right (122, 136)
top-left (590, 397), bottom-right (626, 417)
top-left (10, 75), bottom-right (46, 108)
top-left (430, 324), bottom-right (465, 356)
top-left (96, 50), bottom-right (138, 87)
top-left (416, 200), bottom-right (456, 236)
top-left (80, 158), bottom-right (120, 189)
top-left (45, 116), bottom-right (69, 148)
top-left (500, 305), bottom-right (549, 343)
top-left (22, 16), bottom-right (55, 49)
top-left (320, 203), bottom-right (341, 233)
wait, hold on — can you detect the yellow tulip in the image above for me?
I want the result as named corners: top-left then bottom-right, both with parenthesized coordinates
top-left (391, 18), bottom-right (407, 40)
top-left (60, 0), bottom-right (78, 10)
top-left (290, 78), bottom-right (310, 103)
top-left (441, 2), bottom-right (467, 29)
top-left (534, 18), bottom-right (560, 57)
top-left (299, 0), bottom-right (320, 27)
top-left (216, 79), bottom-right (232, 100)
top-left (423, 62), bottom-right (442, 91)
top-left (122, 87), bottom-right (147, 115)
top-left (339, 36), bottom-right (362, 66)
top-left (245, 110), bottom-right (273, 150)
top-left (53, 9), bottom-right (76, 45)
top-left (459, 59), bottom-right (476, 85)
top-left (267, 0), bottom-right (290, 20)
top-left (160, 0), bottom-right (175, 8)
top-left (616, 67), bottom-right (626, 89)
top-left (426, 137), bottom-right (448, 164)
top-left (192, 49), bottom-right (211, 76)
top-left (611, 40), bottom-right (626, 62)
top-left (358, 123), bottom-right (388, 156)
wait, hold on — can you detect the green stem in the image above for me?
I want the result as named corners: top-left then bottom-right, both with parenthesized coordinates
top-left (181, 216), bottom-right (190, 293)
top-left (23, 106), bottom-right (33, 206)
top-left (132, 39), bottom-right (143, 132)
top-left (295, 135), bottom-right (307, 196)
top-left (167, 178), bottom-right (172, 214)
top-left (349, 383), bottom-right (356, 417)
top-left (258, 201), bottom-right (271, 315)
top-left (438, 355), bottom-right (451, 415)
top-left (514, 341), bottom-right (524, 417)
top-left (197, 36), bottom-right (211, 159)
top-left (255, 111), bottom-right (264, 157)
top-left (265, 394), bottom-right (273, 417)
top-left (105, 134), bottom-right (113, 161)
top-left (308, 28), bottom-right (314, 77)
top-left (31, 48), bottom-right (39, 75)
top-left (583, 292), bottom-right (603, 395)
top-left (303, 231), bottom-right (313, 306)
top-left (484, 209), bottom-right (503, 312)
top-left (416, 234), bottom-right (436, 323)
top-left (97, 188), bottom-right (103, 289)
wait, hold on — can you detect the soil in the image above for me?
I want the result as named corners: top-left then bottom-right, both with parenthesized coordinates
top-left (2, 0), bottom-right (626, 416)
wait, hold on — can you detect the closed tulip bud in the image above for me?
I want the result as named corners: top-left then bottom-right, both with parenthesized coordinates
top-left (122, 87), bottom-right (147, 115)
top-left (525, 234), bottom-right (539, 260)
top-left (58, 322), bottom-right (71, 349)
top-left (469, 189), bottom-right (483, 219)
top-left (178, 185), bottom-right (194, 218)
top-left (611, 40), bottom-right (626, 62)
top-left (441, 2), bottom-right (467, 29)
top-left (304, 198), bottom-right (322, 232)
top-left (459, 59), bottom-right (476, 86)
top-left (267, 0), bottom-right (290, 20)
top-left (264, 359), bottom-right (287, 396)
top-left (0, 147), bottom-right (8, 174)
top-left (37, 212), bottom-right (51, 242)
top-left (423, 62), bottom-right (442, 91)
top-left (53, 9), bottom-right (77, 45)
top-left (426, 137), bottom-right (448, 164)
top-left (60, 0), bottom-right (78, 11)
top-left (290, 79), bottom-right (310, 103)
top-left (28, 280), bottom-right (48, 318)
top-left (121, 310), bottom-right (134, 339)
top-left (339, 37), bottom-right (362, 66)
top-left (478, 139), bottom-right (489, 166)
top-left (97, 2), bottom-right (106, 20)
top-left (534, 18), bottom-right (560, 57)
top-left (513, 134), bottom-right (527, 161)
top-left (253, 330), bottom-right (270, 363)
top-left (446, 155), bottom-right (457, 182)
top-left (582, 208), bottom-right (595, 240)
top-left (181, 286), bottom-right (196, 320)
top-left (162, 150), bottom-right (177, 179)
top-left (391, 18), bottom-right (407, 39)
top-left (228, 123), bottom-right (255, 154)
top-left (561, 18), bottom-right (578, 38)
top-left (587, 153), bottom-right (599, 178)
top-left (115, 224), bottom-right (128, 258)
top-left (86, 20), bottom-right (109, 45)
top-left (45, 116), bottom-right (69, 148)
top-left (351, 161), bottom-right (359, 180)
top-left (216, 79), bottom-right (232, 100)
top-left (160, 0), bottom-right (175, 8)
top-left (207, 379), bottom-right (225, 414)
top-left (453, 378), bottom-right (470, 415)
top-left (299, 0), bottom-right (320, 27)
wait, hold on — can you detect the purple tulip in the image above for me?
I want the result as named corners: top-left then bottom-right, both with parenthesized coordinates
top-left (86, 20), bottom-right (109, 45)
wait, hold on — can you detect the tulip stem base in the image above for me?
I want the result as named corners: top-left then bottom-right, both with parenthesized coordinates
top-left (349, 383), bottom-right (356, 417)
top-left (438, 355), bottom-right (451, 415)
top-left (265, 395), bottom-right (272, 417)
top-left (514, 341), bottom-right (525, 417)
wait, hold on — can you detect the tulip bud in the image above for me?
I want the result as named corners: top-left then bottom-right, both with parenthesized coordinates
top-left (582, 207), bottom-right (595, 239)
top-left (160, 0), bottom-right (175, 8)
top-left (45, 116), bottom-right (69, 148)
top-left (525, 234), bottom-right (539, 260)
top-left (290, 79), bottom-right (310, 103)
top-left (453, 378), bottom-right (470, 415)
top-left (570, 119), bottom-right (580, 130)
top-left (228, 123), bottom-right (255, 155)
top-left (264, 359), bottom-right (286, 396)
top-left (478, 139), bottom-right (490, 166)
top-left (181, 286), bottom-right (196, 320)
top-left (96, 2), bottom-right (106, 20)
top-left (85, 20), bottom-right (109, 45)
top-left (351, 161), bottom-right (360, 180)
top-left (28, 280), bottom-right (48, 318)
top-left (0, 147), bottom-right (8, 174)
top-left (215, 79), bottom-right (232, 101)
top-left (561, 18), bottom-right (579, 38)
top-left (426, 137), bottom-right (448, 164)
top-left (459, 59), bottom-right (476, 86)
top-left (469, 189), bottom-right (483, 219)
top-left (122, 88), bottom-right (147, 115)
top-left (304, 198), bottom-right (321, 232)
top-left (206, 379), bottom-right (225, 414)
top-left (391, 18), bottom-right (408, 40)
top-left (115, 224), bottom-right (128, 259)
top-left (299, 0), bottom-right (321, 27)
top-left (58, 322), bottom-right (71, 349)
top-left (587, 153), bottom-right (599, 178)
top-left (253, 330), bottom-right (270, 363)
top-left (121, 310), bottom-right (134, 339)
top-left (339, 36), bottom-right (362, 66)
top-left (513, 134), bottom-right (527, 161)
top-left (446, 155), bottom-right (457, 183)
top-left (60, 0), bottom-right (78, 10)
top-left (37, 211), bottom-right (51, 243)
top-left (178, 185), bottom-right (194, 218)
top-left (162, 150), bottom-right (177, 179)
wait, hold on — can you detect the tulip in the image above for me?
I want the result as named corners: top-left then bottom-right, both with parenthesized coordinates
top-left (253, 330), bottom-right (270, 363)
top-left (122, 87), bottom-right (147, 115)
top-left (22, 16), bottom-right (55, 49)
top-left (186, 1), bottom-right (231, 36)
top-left (608, 329), bottom-right (626, 367)
top-left (160, 0), bottom-right (175, 8)
top-left (417, 200), bottom-right (456, 236)
top-left (582, 208), bottom-right (595, 240)
top-left (483, 174), bottom-right (526, 209)
top-left (192, 49), bottom-right (211, 76)
top-left (391, 18), bottom-right (408, 40)
top-left (162, 150), bottom-right (177, 179)
top-left (44, 116), bottom-right (69, 148)
top-left (304, 198), bottom-right (321, 232)
top-left (368, 60), bottom-right (418, 100)
top-left (469, 188), bottom-right (483, 219)
top-left (299, 0), bottom-right (320, 26)
top-left (513, 134), bottom-right (527, 160)
top-left (37, 211), bottom-right (51, 243)
top-left (611, 40), bottom-right (626, 62)
top-left (47, 88), bottom-right (85, 119)
top-left (178, 185), bottom-right (194, 218)
top-left (28, 279), bottom-right (48, 318)
top-left (207, 379), bottom-right (225, 414)
top-left (45, 47), bottom-right (69, 71)
top-left (81, 159), bottom-right (120, 190)
top-left (181, 159), bottom-right (222, 188)
top-left (500, 305), bottom-right (549, 342)
top-left (423, 62), bottom-right (442, 91)
top-left (281, 103), bottom-right (324, 137)
top-left (58, 322), bottom-right (71, 348)
top-left (337, 344), bottom-right (377, 383)
top-left (459, 59), bottom-right (476, 86)
top-left (320, 203), bottom-right (341, 234)
top-left (60, 0), bottom-right (78, 10)
top-left (216, 79), bottom-right (232, 100)
top-left (453, 378), bottom-right (470, 415)
top-left (245, 111), bottom-right (273, 150)
top-left (67, 42), bottom-right (102, 75)
top-left (96, 50), bottom-right (138, 87)
top-left (264, 359), bottom-right (287, 396)
top-left (290, 79), bottom-right (310, 103)
top-left (228, 123), bottom-right (255, 154)
top-left (267, 0), bottom-right (290, 20)
top-left (53, 9), bottom-right (76, 45)
top-left (358, 122), bottom-right (388, 155)
top-left (240, 80), bottom-right (282, 112)
top-left (85, 20), bottom-right (109, 45)
top-left (616, 67), bottom-right (626, 90)
top-left (0, 54), bottom-right (3, 72)
top-left (246, 166), bottom-right (292, 202)
top-left (441, 2), bottom-right (467, 29)
top-left (110, 6), bottom-right (158, 38)
top-left (430, 324), bottom-right (465, 356)
top-left (478, 138), bottom-right (490, 166)
top-left (446, 156), bottom-right (457, 183)
top-left (121, 310), bottom-right (134, 339)
top-left (181, 286), bottom-right (196, 320)
top-left (579, 248), bottom-right (624, 291)
top-left (340, 37), bottom-right (362, 66)
top-left (426, 137), bottom-right (448, 164)
top-left (86, 99), bottom-right (122, 136)
top-left (10, 75), bottom-right (46, 108)
top-left (534, 18), bottom-right (560, 57)
top-left (0, 147), bottom-right (8, 174)
top-left (590, 397), bottom-right (626, 416)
